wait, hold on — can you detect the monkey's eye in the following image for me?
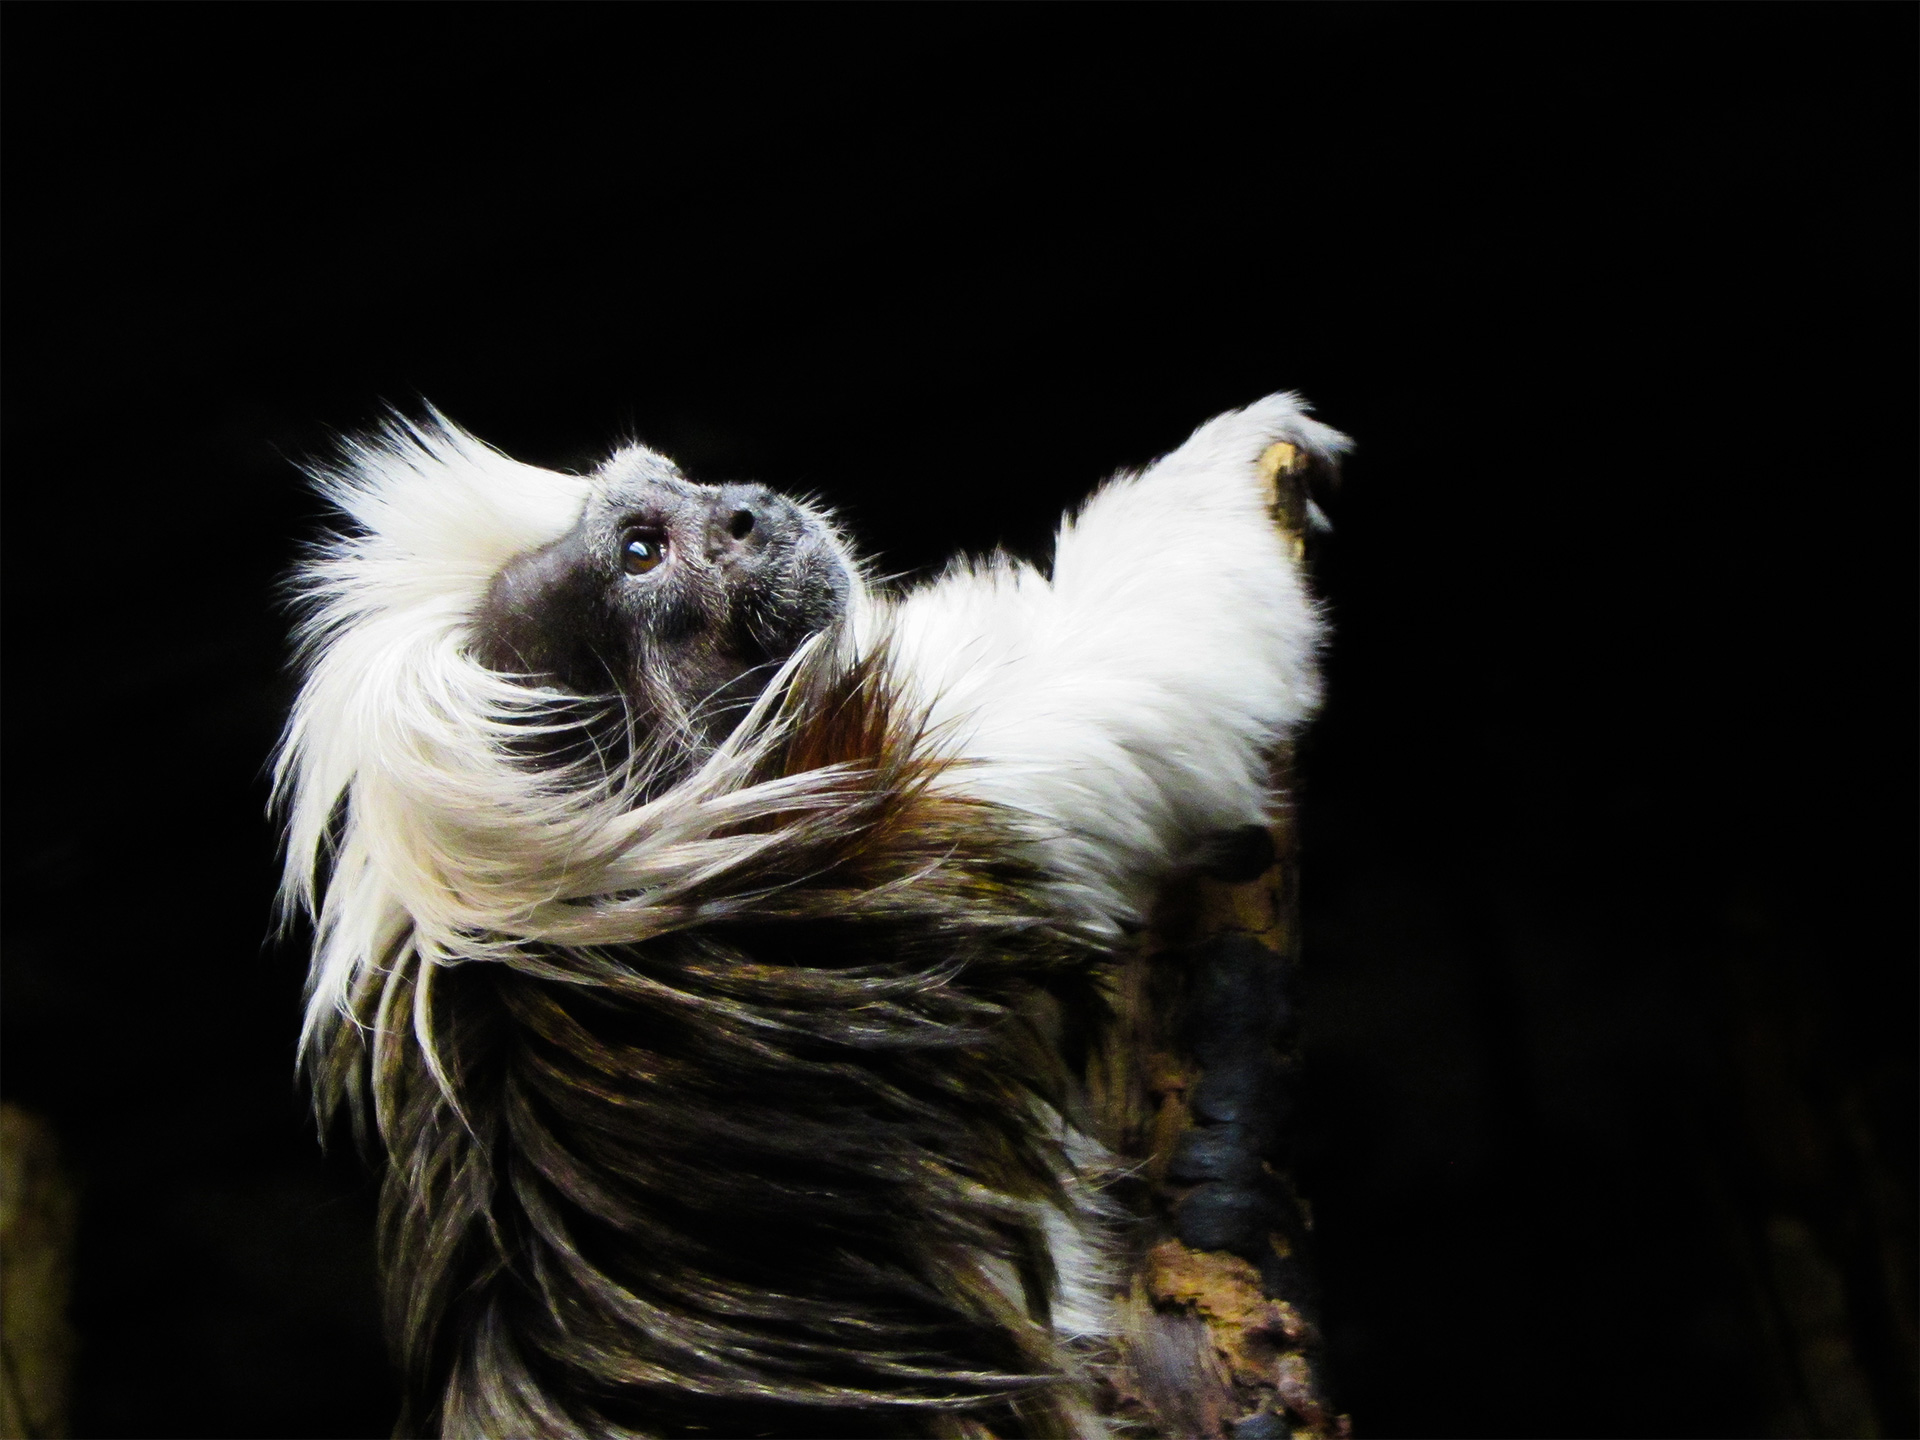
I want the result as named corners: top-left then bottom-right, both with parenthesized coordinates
top-left (621, 530), bottom-right (667, 575)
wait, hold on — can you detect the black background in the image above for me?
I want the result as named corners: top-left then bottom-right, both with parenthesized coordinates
top-left (4, 7), bottom-right (1913, 1438)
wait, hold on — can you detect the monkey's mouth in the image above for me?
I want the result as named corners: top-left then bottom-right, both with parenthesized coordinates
top-left (733, 528), bottom-right (852, 665)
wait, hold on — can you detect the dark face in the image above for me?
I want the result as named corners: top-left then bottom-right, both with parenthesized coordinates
top-left (470, 451), bottom-right (851, 768)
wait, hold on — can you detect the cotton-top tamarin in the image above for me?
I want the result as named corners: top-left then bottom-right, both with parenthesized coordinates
top-left (275, 395), bottom-right (1348, 1438)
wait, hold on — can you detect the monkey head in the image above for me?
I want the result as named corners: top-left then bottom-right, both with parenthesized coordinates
top-left (470, 447), bottom-right (854, 762)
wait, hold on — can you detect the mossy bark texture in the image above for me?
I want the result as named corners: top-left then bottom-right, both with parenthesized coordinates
top-left (1, 1105), bottom-right (76, 1440)
top-left (1093, 444), bottom-right (1348, 1440)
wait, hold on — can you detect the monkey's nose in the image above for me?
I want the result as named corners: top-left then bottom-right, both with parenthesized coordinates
top-left (705, 486), bottom-right (783, 559)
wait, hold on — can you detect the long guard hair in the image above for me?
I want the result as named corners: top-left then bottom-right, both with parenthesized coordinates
top-left (274, 397), bottom-right (1348, 1437)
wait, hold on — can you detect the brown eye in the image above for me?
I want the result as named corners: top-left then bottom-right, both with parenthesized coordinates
top-left (621, 531), bottom-right (666, 575)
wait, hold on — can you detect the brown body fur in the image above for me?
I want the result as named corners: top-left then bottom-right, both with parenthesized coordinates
top-left (318, 649), bottom-right (1114, 1437)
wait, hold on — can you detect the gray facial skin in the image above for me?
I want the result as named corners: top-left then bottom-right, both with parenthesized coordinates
top-left (471, 453), bottom-right (850, 765)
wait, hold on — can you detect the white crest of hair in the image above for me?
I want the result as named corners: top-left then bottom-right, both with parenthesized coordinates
top-left (273, 410), bottom-right (869, 1063)
top-left (880, 390), bottom-right (1347, 937)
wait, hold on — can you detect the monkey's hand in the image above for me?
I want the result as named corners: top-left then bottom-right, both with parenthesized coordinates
top-left (885, 393), bottom-right (1348, 935)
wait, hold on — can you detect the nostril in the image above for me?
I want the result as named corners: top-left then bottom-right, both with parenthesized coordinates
top-left (727, 509), bottom-right (755, 541)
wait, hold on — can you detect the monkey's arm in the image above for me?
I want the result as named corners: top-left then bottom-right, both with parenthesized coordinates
top-left (884, 392), bottom-right (1347, 933)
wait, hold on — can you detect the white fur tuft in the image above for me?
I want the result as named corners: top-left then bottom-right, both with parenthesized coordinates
top-left (882, 391), bottom-right (1344, 934)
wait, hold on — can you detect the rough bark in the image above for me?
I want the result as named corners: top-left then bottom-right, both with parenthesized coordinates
top-left (1093, 442), bottom-right (1348, 1439)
